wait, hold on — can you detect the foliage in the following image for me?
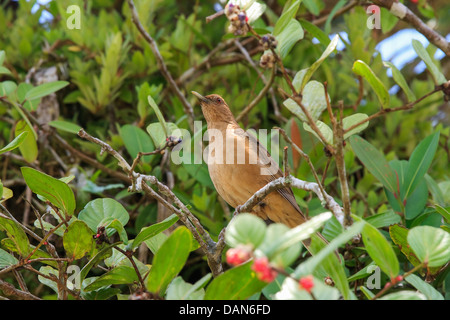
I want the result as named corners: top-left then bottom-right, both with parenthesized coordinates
top-left (0, 0), bottom-right (449, 301)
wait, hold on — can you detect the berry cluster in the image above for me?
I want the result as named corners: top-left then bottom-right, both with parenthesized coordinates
top-left (225, 246), bottom-right (317, 294)
top-left (259, 51), bottom-right (276, 69)
top-left (225, 3), bottom-right (249, 36)
top-left (260, 34), bottom-right (278, 51)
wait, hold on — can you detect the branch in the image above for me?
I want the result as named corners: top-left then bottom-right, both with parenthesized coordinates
top-left (0, 280), bottom-right (40, 300)
top-left (343, 82), bottom-right (449, 134)
top-left (233, 175), bottom-right (345, 227)
top-left (77, 129), bottom-right (224, 277)
top-left (371, 0), bottom-right (450, 56)
top-left (126, 0), bottom-right (195, 130)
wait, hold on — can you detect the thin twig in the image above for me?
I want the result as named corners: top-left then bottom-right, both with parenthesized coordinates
top-left (126, 0), bottom-right (195, 130)
top-left (370, 0), bottom-right (450, 56)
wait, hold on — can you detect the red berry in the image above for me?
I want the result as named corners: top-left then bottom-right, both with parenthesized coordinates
top-left (225, 246), bottom-right (251, 266)
top-left (299, 275), bottom-right (314, 293)
top-left (252, 257), bottom-right (277, 283)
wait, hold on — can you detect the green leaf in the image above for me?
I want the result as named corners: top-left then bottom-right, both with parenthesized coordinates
top-left (0, 214), bottom-right (31, 257)
top-left (349, 135), bottom-right (397, 195)
top-left (297, 222), bottom-right (363, 276)
top-left (204, 261), bottom-right (267, 300)
top-left (63, 220), bottom-right (94, 260)
top-left (273, 0), bottom-right (301, 36)
top-left (257, 224), bottom-right (302, 268)
top-left (359, 286), bottom-right (375, 300)
top-left (146, 226), bottom-right (192, 294)
top-left (405, 274), bottom-right (444, 300)
top-left (0, 248), bottom-right (19, 268)
top-left (361, 221), bottom-right (399, 279)
top-left (24, 81), bottom-right (69, 101)
top-left (78, 198), bottom-right (130, 236)
top-left (79, 242), bottom-right (118, 282)
top-left (412, 40), bottom-right (447, 85)
top-left (299, 19), bottom-right (330, 47)
top-left (263, 212), bottom-right (332, 257)
top-left (147, 95), bottom-right (168, 138)
top-left (48, 120), bottom-right (82, 134)
top-left (352, 60), bottom-right (390, 109)
top-left (0, 66), bottom-right (11, 75)
top-left (434, 205), bottom-right (450, 223)
top-left (389, 224), bottom-right (421, 267)
top-left (283, 81), bottom-right (329, 123)
top-left (146, 122), bottom-right (181, 149)
top-left (104, 219), bottom-right (128, 245)
top-left (303, 120), bottom-right (333, 145)
top-left (364, 210), bottom-right (401, 229)
top-left (403, 131), bottom-right (440, 199)
top-left (21, 167), bottom-right (76, 216)
top-left (407, 226), bottom-right (450, 268)
top-left (0, 132), bottom-right (28, 155)
top-left (0, 50), bottom-right (5, 65)
top-left (276, 19), bottom-right (304, 59)
top-left (295, 221), bottom-right (364, 300)
top-left (84, 266), bottom-right (139, 292)
top-left (15, 120), bottom-right (38, 163)
top-left (130, 213), bottom-right (179, 250)
top-left (342, 113), bottom-right (369, 140)
top-left (379, 291), bottom-right (426, 300)
top-left (120, 124), bottom-right (155, 163)
top-left (383, 61), bottom-right (416, 102)
top-left (299, 34), bottom-right (339, 91)
top-left (225, 213), bottom-right (267, 249)
top-left (166, 274), bottom-right (211, 300)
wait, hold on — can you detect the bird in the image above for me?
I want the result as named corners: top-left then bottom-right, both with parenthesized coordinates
top-left (191, 91), bottom-right (306, 228)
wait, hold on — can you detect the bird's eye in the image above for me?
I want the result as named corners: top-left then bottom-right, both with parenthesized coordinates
top-left (216, 98), bottom-right (222, 103)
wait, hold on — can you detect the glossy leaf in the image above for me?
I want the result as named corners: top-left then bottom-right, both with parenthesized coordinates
top-left (120, 124), bottom-right (155, 163)
top-left (389, 224), bottom-right (421, 267)
top-left (0, 248), bottom-right (18, 268)
top-left (0, 132), bottom-right (28, 155)
top-left (84, 266), bottom-right (139, 292)
top-left (405, 274), bottom-right (444, 300)
top-left (15, 120), bottom-right (38, 163)
top-left (407, 226), bottom-right (450, 267)
top-left (383, 61), bottom-right (416, 102)
top-left (361, 221), bottom-right (399, 279)
top-left (24, 81), bottom-right (69, 101)
top-left (403, 131), bottom-right (440, 199)
top-left (130, 213), bottom-right (179, 250)
top-left (352, 60), bottom-right (390, 109)
top-left (276, 19), bottom-right (304, 59)
top-left (349, 135), bottom-right (397, 195)
top-left (225, 213), bottom-right (267, 249)
top-left (21, 167), bottom-right (76, 216)
top-left (48, 120), bottom-right (82, 134)
top-left (412, 40), bottom-right (447, 85)
top-left (78, 198), bottom-right (129, 236)
top-left (273, 0), bottom-right (301, 36)
top-left (204, 261), bottom-right (267, 300)
top-left (0, 214), bottom-right (31, 257)
top-left (146, 226), bottom-right (192, 294)
top-left (342, 113), bottom-right (369, 140)
top-left (63, 220), bottom-right (94, 260)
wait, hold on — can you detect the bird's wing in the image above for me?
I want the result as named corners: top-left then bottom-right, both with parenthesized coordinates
top-left (236, 128), bottom-right (304, 215)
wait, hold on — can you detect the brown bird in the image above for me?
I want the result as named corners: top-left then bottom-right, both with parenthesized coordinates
top-left (192, 91), bottom-right (306, 228)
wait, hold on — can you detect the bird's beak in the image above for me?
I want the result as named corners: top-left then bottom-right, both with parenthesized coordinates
top-left (191, 91), bottom-right (209, 103)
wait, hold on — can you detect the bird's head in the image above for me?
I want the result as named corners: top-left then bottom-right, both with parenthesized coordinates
top-left (191, 91), bottom-right (237, 126)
